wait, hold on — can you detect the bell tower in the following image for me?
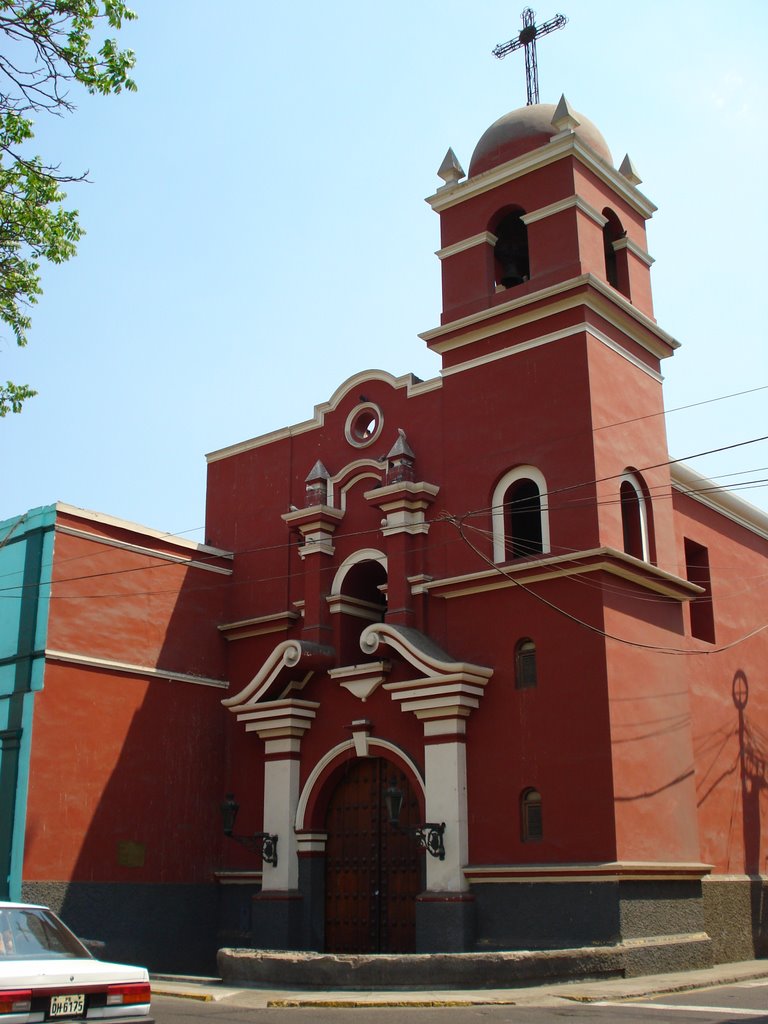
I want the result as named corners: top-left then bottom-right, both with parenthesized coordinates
top-left (426, 96), bottom-right (658, 333)
top-left (421, 95), bottom-right (682, 574)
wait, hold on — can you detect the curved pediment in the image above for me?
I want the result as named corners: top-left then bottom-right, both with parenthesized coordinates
top-left (360, 623), bottom-right (492, 685)
top-left (222, 640), bottom-right (335, 710)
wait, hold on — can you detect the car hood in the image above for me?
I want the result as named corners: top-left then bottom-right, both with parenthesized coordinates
top-left (0, 957), bottom-right (148, 986)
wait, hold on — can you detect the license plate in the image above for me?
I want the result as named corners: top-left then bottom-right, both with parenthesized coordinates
top-left (50, 992), bottom-right (85, 1017)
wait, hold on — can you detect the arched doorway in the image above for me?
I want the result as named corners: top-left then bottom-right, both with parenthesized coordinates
top-left (324, 758), bottom-right (421, 953)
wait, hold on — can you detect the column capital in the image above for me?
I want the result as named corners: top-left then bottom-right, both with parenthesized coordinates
top-left (282, 504), bottom-right (345, 557)
top-left (364, 481), bottom-right (439, 536)
top-left (235, 698), bottom-right (320, 741)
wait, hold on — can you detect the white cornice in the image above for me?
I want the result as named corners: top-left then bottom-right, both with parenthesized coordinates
top-left (45, 649), bottom-right (228, 688)
top-left (521, 195), bottom-right (607, 228)
top-left (206, 369), bottom-right (442, 463)
top-left (425, 133), bottom-right (657, 220)
top-left (671, 463), bottom-right (768, 541)
top-left (420, 274), bottom-right (678, 363)
top-left (465, 861), bottom-right (711, 884)
top-left (439, 321), bottom-right (663, 384)
top-left (613, 235), bottom-right (655, 267)
top-left (436, 231), bottom-right (497, 260)
top-left (55, 525), bottom-right (233, 575)
top-left (414, 547), bottom-right (701, 601)
top-left (55, 503), bottom-right (232, 559)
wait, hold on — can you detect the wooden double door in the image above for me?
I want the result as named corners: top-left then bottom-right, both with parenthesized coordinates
top-left (324, 758), bottom-right (422, 953)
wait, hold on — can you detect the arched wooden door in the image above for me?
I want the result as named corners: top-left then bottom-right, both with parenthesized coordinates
top-left (324, 758), bottom-right (421, 953)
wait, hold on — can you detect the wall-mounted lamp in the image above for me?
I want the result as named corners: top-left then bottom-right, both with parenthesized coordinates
top-left (220, 793), bottom-right (278, 867)
top-left (383, 780), bottom-right (446, 860)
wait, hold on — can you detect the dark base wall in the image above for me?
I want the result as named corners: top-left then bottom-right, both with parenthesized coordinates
top-left (23, 881), bottom-right (220, 975)
top-left (704, 876), bottom-right (768, 963)
top-left (472, 880), bottom-right (706, 948)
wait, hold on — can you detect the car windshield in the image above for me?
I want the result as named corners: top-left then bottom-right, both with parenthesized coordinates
top-left (0, 907), bottom-right (90, 960)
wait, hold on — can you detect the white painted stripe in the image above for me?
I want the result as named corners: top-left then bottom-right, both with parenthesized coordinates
top-left (56, 525), bottom-right (233, 574)
top-left (45, 649), bottom-right (229, 688)
top-left (593, 1002), bottom-right (766, 1016)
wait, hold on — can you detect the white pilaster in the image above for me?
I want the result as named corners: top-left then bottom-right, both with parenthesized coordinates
top-left (424, 736), bottom-right (469, 891)
top-left (263, 746), bottom-right (302, 889)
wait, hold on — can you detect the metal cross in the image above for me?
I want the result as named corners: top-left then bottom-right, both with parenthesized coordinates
top-left (493, 8), bottom-right (567, 106)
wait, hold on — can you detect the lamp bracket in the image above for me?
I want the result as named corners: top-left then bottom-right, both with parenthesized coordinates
top-left (408, 822), bottom-right (446, 860)
top-left (226, 831), bottom-right (279, 867)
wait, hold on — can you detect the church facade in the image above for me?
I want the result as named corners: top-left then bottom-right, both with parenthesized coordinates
top-left (2, 97), bottom-right (766, 976)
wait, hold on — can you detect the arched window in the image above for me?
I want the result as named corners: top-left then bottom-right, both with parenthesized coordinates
top-left (521, 788), bottom-right (543, 842)
top-left (619, 472), bottom-right (650, 562)
top-left (515, 639), bottom-right (537, 689)
top-left (493, 208), bottom-right (529, 289)
top-left (491, 466), bottom-right (550, 563)
top-left (602, 208), bottom-right (630, 298)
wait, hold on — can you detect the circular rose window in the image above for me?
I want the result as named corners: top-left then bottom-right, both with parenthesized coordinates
top-left (345, 402), bottom-right (383, 448)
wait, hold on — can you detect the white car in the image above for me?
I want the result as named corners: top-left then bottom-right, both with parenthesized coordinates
top-left (0, 902), bottom-right (153, 1022)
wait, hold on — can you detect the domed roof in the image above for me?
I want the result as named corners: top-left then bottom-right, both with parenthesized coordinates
top-left (469, 102), bottom-right (612, 178)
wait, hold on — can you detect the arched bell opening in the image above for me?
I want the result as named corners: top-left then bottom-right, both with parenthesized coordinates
top-left (602, 207), bottom-right (630, 298)
top-left (492, 207), bottom-right (530, 290)
top-left (331, 554), bottom-right (388, 666)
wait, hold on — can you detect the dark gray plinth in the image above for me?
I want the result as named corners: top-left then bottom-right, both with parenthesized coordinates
top-left (472, 881), bottom-right (620, 951)
top-left (704, 876), bottom-right (768, 963)
top-left (298, 856), bottom-right (325, 952)
top-left (415, 891), bottom-right (475, 951)
top-left (251, 890), bottom-right (305, 951)
top-left (23, 880), bottom-right (218, 974)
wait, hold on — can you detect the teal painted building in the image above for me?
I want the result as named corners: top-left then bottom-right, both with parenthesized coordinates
top-left (0, 505), bottom-right (55, 900)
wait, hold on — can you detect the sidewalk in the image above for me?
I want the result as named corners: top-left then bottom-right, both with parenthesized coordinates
top-left (151, 958), bottom-right (768, 1009)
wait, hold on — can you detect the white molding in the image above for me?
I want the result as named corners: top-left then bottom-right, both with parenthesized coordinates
top-left (415, 546), bottom-right (701, 601)
top-left (213, 871), bottom-right (263, 884)
top-left (521, 195), bottom-right (607, 228)
top-left (436, 231), bottom-right (497, 260)
top-left (671, 463), bottom-right (768, 541)
top-left (619, 471), bottom-right (650, 561)
top-left (344, 402), bottom-right (384, 449)
top-left (425, 132), bottom-right (657, 219)
top-left (613, 235), bottom-right (655, 266)
top-left (55, 525), bottom-right (233, 575)
top-left (45, 649), bottom-right (228, 688)
top-left (54, 503), bottom-right (232, 558)
top-left (439, 322), bottom-right (661, 383)
top-left (206, 370), bottom-right (439, 463)
top-left (420, 273), bottom-right (679, 360)
top-left (465, 861), bottom-right (712, 884)
top-left (328, 459), bottom-right (383, 510)
top-left (295, 738), bottom-right (425, 830)
top-left (330, 548), bottom-right (387, 596)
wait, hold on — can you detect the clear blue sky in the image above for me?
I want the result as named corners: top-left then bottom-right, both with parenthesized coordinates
top-left (3, 0), bottom-right (767, 536)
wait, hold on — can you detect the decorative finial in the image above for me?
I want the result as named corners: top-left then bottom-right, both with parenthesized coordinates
top-left (386, 429), bottom-right (416, 484)
top-left (437, 148), bottom-right (465, 191)
top-left (305, 460), bottom-right (330, 506)
top-left (618, 154), bottom-right (642, 186)
top-left (551, 94), bottom-right (580, 132)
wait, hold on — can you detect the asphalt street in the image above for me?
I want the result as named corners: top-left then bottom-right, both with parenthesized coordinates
top-left (149, 974), bottom-right (768, 1023)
